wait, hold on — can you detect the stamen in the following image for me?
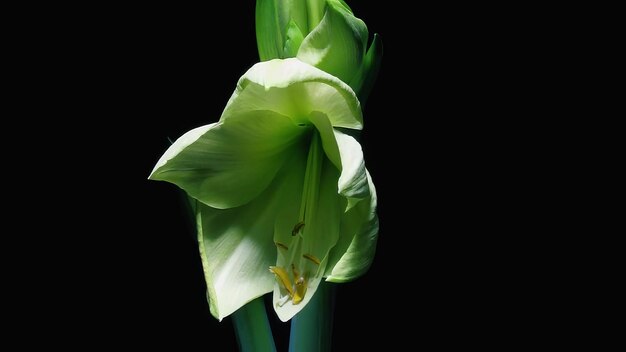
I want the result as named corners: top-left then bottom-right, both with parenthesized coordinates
top-left (277, 295), bottom-right (290, 307)
top-left (292, 221), bottom-right (305, 236)
top-left (293, 276), bottom-right (307, 304)
top-left (275, 242), bottom-right (289, 251)
top-left (303, 253), bottom-right (321, 265)
top-left (271, 131), bottom-right (325, 307)
top-left (269, 266), bottom-right (294, 297)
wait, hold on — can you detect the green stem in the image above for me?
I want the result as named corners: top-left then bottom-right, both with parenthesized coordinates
top-left (289, 281), bottom-right (335, 352)
top-left (232, 297), bottom-right (277, 352)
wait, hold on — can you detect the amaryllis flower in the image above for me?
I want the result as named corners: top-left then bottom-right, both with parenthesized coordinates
top-left (149, 58), bottom-right (378, 322)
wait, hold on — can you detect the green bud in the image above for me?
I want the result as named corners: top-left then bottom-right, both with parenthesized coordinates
top-left (256, 0), bottom-right (382, 97)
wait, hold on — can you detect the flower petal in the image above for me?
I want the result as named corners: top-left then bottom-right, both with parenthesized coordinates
top-left (149, 110), bottom-right (306, 209)
top-left (255, 0), bottom-right (310, 60)
top-left (325, 170), bottom-right (378, 282)
top-left (308, 111), bottom-right (340, 170)
top-left (196, 151), bottom-right (307, 321)
top-left (255, 0), bottom-right (285, 61)
top-left (334, 129), bottom-right (369, 208)
top-left (305, 119), bottom-right (369, 208)
top-left (149, 122), bottom-right (216, 179)
top-left (222, 58), bottom-right (362, 130)
top-left (296, 0), bottom-right (368, 84)
top-left (305, 0), bottom-right (326, 31)
top-left (349, 33), bottom-right (383, 104)
top-left (283, 19), bottom-right (306, 57)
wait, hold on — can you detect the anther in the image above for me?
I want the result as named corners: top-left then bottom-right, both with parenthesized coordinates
top-left (292, 221), bottom-right (305, 236)
top-left (303, 253), bottom-right (321, 265)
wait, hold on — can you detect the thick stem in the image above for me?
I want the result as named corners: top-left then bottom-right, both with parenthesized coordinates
top-left (232, 297), bottom-right (277, 352)
top-left (289, 281), bottom-right (335, 352)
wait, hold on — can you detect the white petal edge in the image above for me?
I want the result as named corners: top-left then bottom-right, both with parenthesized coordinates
top-left (221, 58), bottom-right (363, 130)
top-left (334, 129), bottom-right (369, 209)
top-left (149, 123), bottom-right (215, 179)
top-left (326, 171), bottom-right (378, 282)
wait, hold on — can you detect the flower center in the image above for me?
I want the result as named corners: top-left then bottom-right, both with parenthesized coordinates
top-left (270, 129), bottom-right (324, 305)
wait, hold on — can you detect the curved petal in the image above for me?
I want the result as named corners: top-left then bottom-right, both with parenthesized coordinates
top-left (334, 129), bottom-right (369, 208)
top-left (149, 122), bottom-right (216, 177)
top-left (300, 157), bottom-right (344, 273)
top-left (309, 111), bottom-right (340, 170)
top-left (296, 0), bottom-right (368, 84)
top-left (149, 110), bottom-right (306, 209)
top-left (350, 33), bottom-right (383, 103)
top-left (222, 58), bottom-right (362, 130)
top-left (325, 170), bottom-right (378, 282)
top-left (303, 121), bottom-right (369, 209)
top-left (197, 151), bottom-right (307, 321)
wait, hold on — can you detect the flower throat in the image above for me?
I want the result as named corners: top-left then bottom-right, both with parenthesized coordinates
top-left (270, 129), bottom-right (323, 305)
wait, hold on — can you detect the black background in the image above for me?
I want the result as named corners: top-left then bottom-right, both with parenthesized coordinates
top-left (19, 2), bottom-right (543, 350)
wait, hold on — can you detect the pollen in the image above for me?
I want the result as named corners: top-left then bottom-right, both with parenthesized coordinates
top-left (269, 263), bottom-right (309, 305)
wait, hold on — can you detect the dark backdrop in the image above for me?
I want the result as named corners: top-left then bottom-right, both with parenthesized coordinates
top-left (33, 2), bottom-right (531, 350)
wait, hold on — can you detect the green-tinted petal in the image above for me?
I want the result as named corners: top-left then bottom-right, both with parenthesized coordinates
top-left (309, 111), bottom-right (340, 170)
top-left (325, 171), bottom-right (378, 282)
top-left (350, 33), bottom-right (383, 104)
top-left (305, 0), bottom-right (326, 31)
top-left (150, 122), bottom-right (216, 179)
top-left (288, 0), bottom-right (309, 37)
top-left (301, 158), bottom-right (343, 270)
top-left (297, 0), bottom-right (368, 84)
top-left (272, 156), bottom-right (344, 321)
top-left (222, 58), bottom-right (362, 130)
top-left (256, 0), bottom-right (284, 60)
top-left (334, 129), bottom-right (369, 207)
top-left (305, 119), bottom-right (369, 208)
top-left (255, 0), bottom-right (328, 60)
top-left (197, 150), bottom-right (306, 321)
top-left (283, 19), bottom-right (305, 57)
top-left (197, 199), bottom-right (274, 321)
top-left (271, 157), bottom-right (306, 256)
top-left (149, 111), bottom-right (306, 209)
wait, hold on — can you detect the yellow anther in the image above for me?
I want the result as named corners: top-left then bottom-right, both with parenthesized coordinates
top-left (270, 264), bottom-right (308, 305)
top-left (269, 266), bottom-right (294, 297)
top-left (303, 253), bottom-right (321, 265)
top-left (293, 276), bottom-right (307, 304)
